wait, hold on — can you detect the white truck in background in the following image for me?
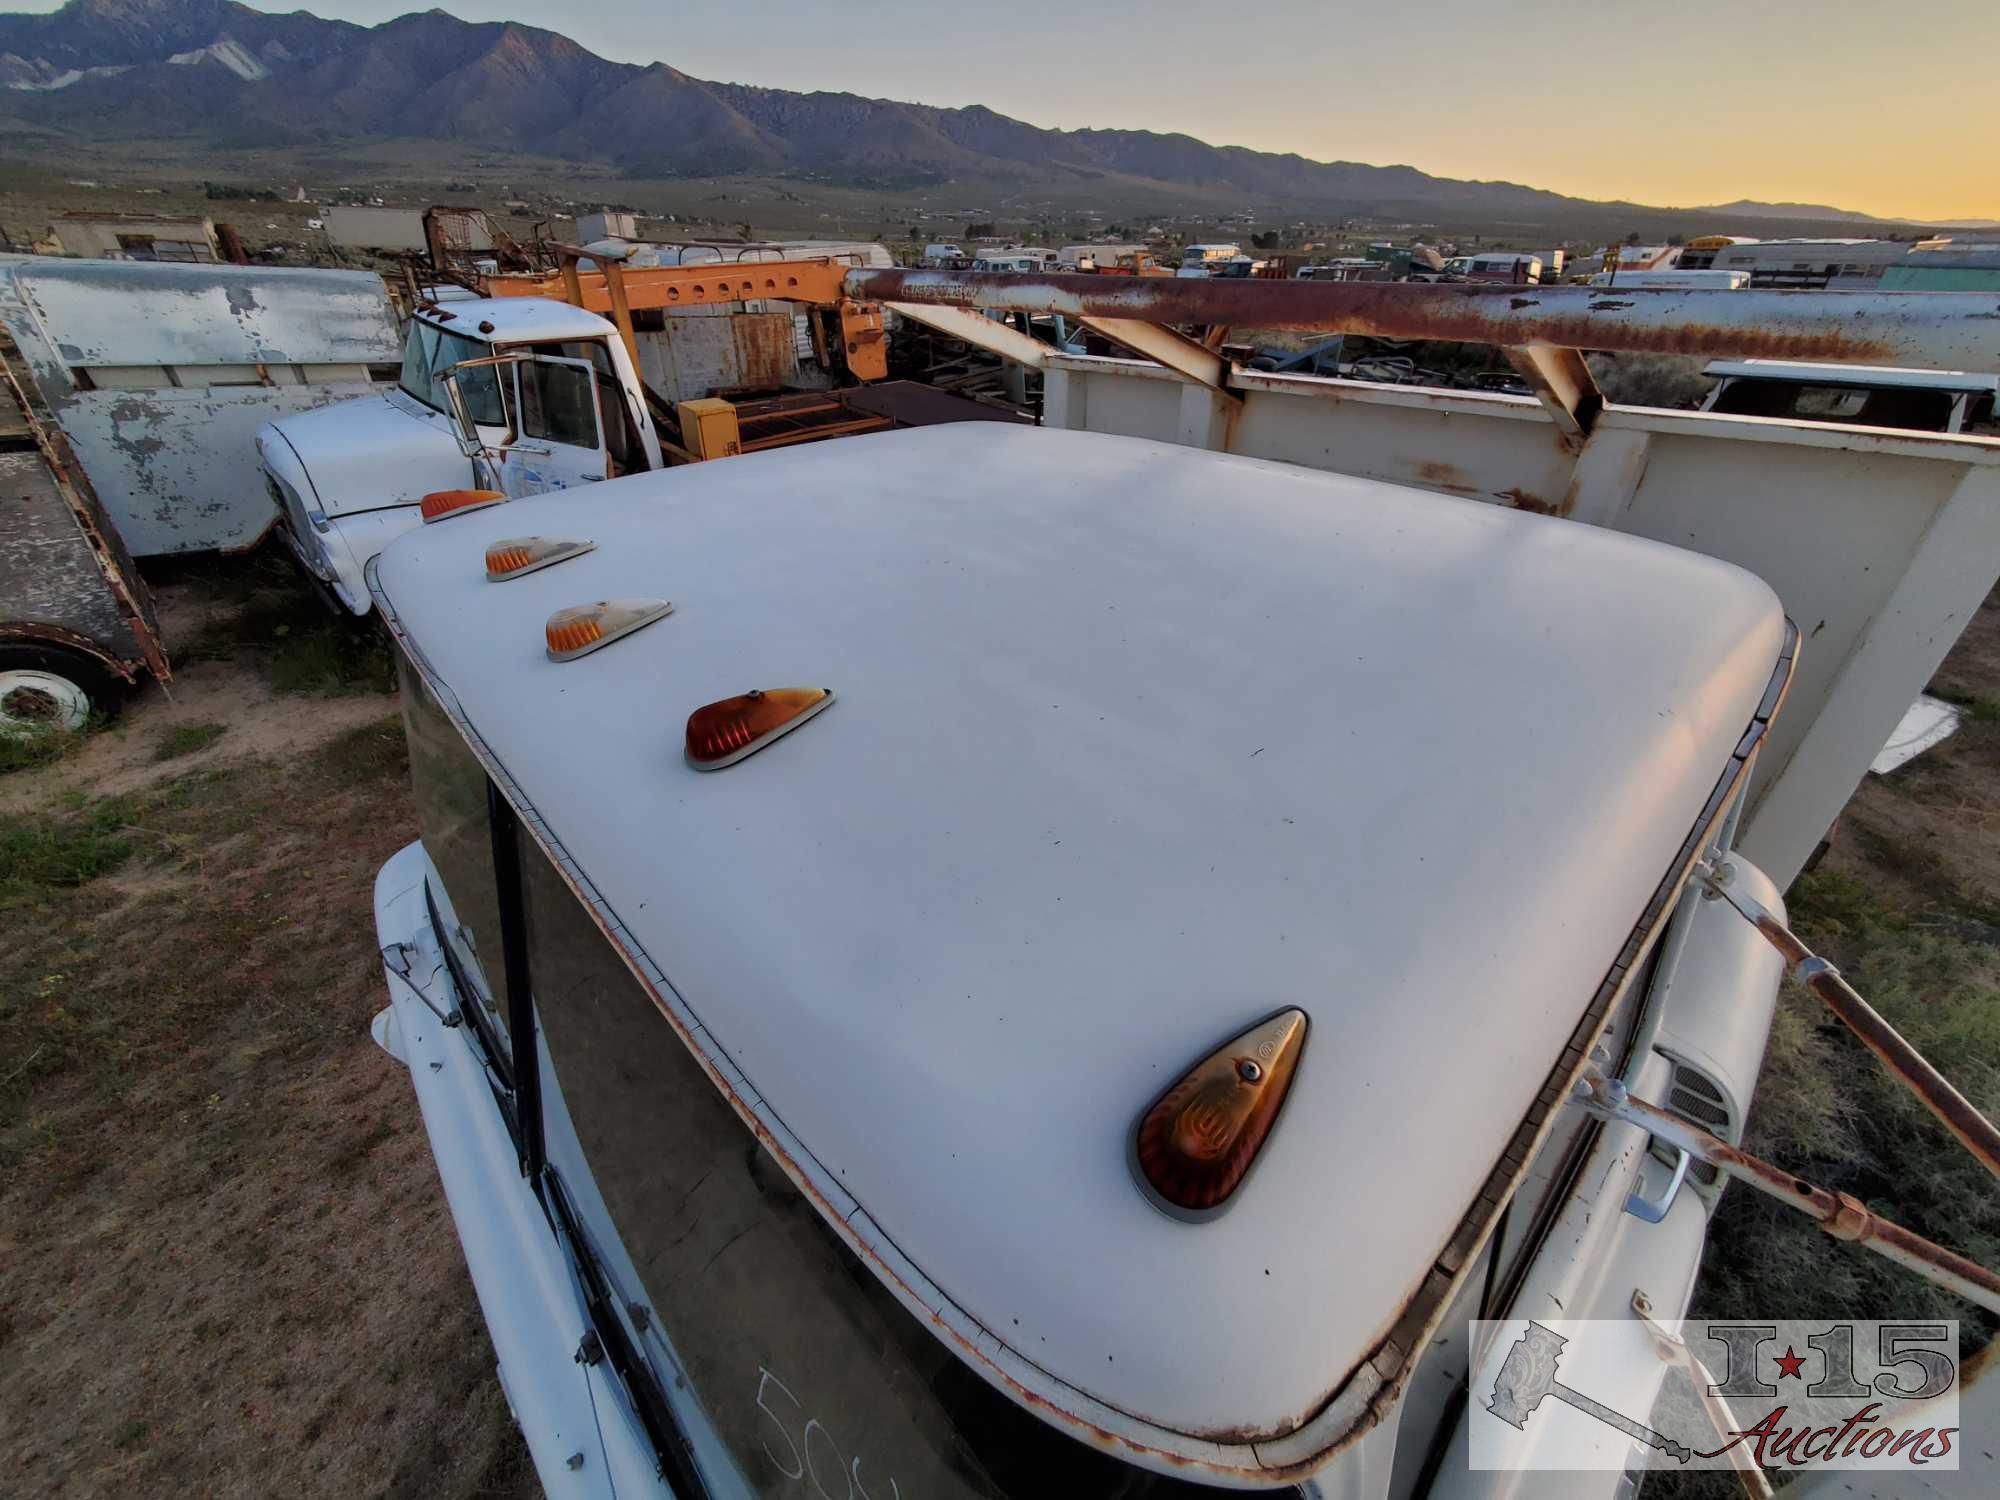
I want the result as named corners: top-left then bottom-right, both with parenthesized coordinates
top-left (258, 294), bottom-right (664, 613)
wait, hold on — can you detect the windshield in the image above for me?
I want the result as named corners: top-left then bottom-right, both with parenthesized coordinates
top-left (398, 318), bottom-right (509, 427)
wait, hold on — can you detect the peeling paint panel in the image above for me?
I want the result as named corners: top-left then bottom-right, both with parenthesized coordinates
top-left (8, 259), bottom-right (400, 370)
top-left (1, 257), bottom-right (405, 556)
top-left (57, 381), bottom-right (381, 555)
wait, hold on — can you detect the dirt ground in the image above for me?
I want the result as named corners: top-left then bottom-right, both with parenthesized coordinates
top-left (2, 557), bottom-right (1997, 1498)
top-left (0, 565), bottom-right (536, 1498)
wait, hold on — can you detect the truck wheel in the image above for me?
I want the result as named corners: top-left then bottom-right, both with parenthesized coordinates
top-left (0, 644), bottom-right (124, 733)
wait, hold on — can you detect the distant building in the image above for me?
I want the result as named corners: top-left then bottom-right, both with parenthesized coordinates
top-left (49, 212), bottom-right (219, 263)
top-left (322, 205), bottom-right (429, 253)
top-left (322, 205), bottom-right (494, 257)
top-left (577, 211), bottom-right (637, 242)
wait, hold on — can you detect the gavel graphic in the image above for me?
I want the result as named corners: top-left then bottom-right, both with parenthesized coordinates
top-left (1487, 1322), bottom-right (1693, 1464)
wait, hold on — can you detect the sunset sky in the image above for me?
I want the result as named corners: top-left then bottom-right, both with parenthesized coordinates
top-left (22, 0), bottom-right (1998, 220)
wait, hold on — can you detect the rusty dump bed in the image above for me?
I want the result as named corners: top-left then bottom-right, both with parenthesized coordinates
top-left (0, 336), bottom-right (165, 683)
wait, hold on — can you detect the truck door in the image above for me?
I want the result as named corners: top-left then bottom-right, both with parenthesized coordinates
top-left (493, 354), bottom-right (607, 499)
top-left (442, 353), bottom-right (610, 500)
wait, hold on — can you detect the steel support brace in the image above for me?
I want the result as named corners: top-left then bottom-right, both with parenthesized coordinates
top-left (1079, 317), bottom-right (1234, 394)
top-left (1504, 345), bottom-right (1603, 447)
top-left (884, 302), bottom-right (1050, 369)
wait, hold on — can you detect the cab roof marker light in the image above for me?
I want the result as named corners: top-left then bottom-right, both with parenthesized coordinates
top-left (486, 536), bottom-right (596, 582)
top-left (545, 599), bottom-right (673, 662)
top-left (420, 488), bottom-right (506, 524)
top-left (686, 688), bottom-right (834, 770)
top-left (1131, 1007), bottom-right (1308, 1222)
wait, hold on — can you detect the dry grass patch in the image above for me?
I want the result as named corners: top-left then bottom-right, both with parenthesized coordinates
top-left (0, 718), bottom-right (534, 1499)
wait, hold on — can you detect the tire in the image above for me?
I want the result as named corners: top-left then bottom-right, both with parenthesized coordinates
top-left (0, 643), bottom-right (126, 733)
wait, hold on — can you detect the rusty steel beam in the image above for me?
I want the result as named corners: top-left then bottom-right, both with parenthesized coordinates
top-left (1503, 344), bottom-right (1602, 446)
top-left (844, 270), bottom-right (2000, 370)
top-left (1079, 316), bottom-right (1232, 392)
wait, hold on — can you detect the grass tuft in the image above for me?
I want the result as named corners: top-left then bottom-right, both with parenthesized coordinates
top-left (313, 718), bottom-right (409, 789)
top-left (0, 713), bottom-right (107, 776)
top-left (153, 721), bottom-right (228, 762)
top-left (0, 800), bottom-right (139, 905)
top-left (0, 725), bottom-right (78, 775)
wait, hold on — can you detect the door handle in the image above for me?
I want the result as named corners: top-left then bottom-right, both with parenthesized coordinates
top-left (1625, 1145), bottom-right (1690, 1224)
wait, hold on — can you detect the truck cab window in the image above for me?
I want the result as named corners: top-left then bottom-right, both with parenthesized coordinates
top-left (398, 319), bottom-right (508, 427)
top-left (519, 359), bottom-right (599, 450)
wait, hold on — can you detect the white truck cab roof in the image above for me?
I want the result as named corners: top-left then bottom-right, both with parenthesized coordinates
top-left (369, 424), bottom-right (1786, 1468)
top-left (413, 294), bottom-right (617, 345)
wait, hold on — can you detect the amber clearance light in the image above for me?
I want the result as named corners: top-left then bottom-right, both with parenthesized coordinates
top-left (685, 688), bottom-right (833, 770)
top-left (486, 536), bottom-right (595, 581)
top-left (545, 598), bottom-right (673, 661)
top-left (1132, 1008), bottom-right (1308, 1221)
top-left (419, 488), bottom-right (506, 524)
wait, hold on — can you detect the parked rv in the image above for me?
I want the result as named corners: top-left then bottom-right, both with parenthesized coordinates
top-left (1059, 242), bottom-right (1147, 270)
top-left (1701, 359), bottom-right (2000, 434)
top-left (370, 417), bottom-right (1808, 1496)
top-left (969, 254), bottom-right (1044, 273)
top-left (0, 256), bottom-right (404, 556)
top-left (1442, 252), bottom-right (1543, 284)
top-left (1697, 237), bottom-right (1918, 289)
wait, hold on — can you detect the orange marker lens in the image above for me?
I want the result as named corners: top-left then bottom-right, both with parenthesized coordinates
top-left (685, 687), bottom-right (833, 770)
top-left (544, 598), bottom-right (672, 661)
top-left (1132, 1008), bottom-right (1307, 1221)
top-left (485, 536), bottom-right (595, 581)
top-left (420, 488), bottom-right (506, 523)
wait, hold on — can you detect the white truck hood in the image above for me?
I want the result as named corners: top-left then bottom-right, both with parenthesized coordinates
top-left (370, 425), bottom-right (1788, 1468)
top-left (263, 387), bottom-right (468, 518)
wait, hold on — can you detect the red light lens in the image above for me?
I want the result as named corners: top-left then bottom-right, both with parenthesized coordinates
top-left (1132, 1008), bottom-right (1307, 1221)
top-left (420, 488), bottom-right (506, 523)
top-left (685, 687), bottom-right (833, 769)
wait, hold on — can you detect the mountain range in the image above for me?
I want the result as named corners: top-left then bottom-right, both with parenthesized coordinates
top-left (0, 0), bottom-right (1989, 231)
